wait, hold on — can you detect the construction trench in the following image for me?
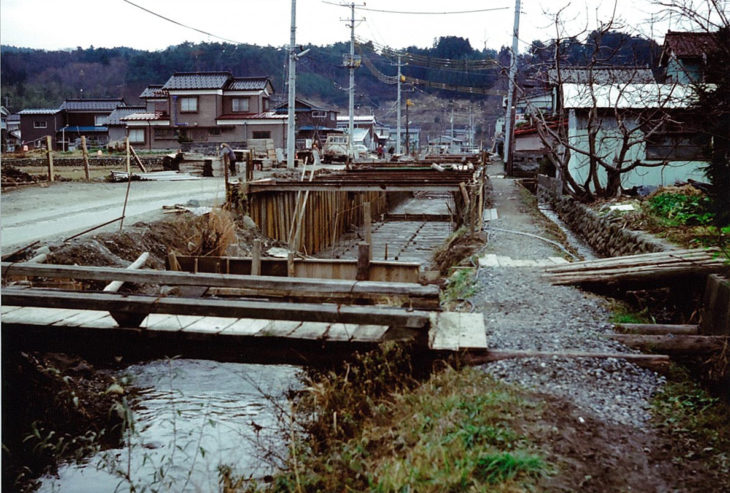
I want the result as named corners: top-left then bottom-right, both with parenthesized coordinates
top-left (4, 156), bottom-right (730, 492)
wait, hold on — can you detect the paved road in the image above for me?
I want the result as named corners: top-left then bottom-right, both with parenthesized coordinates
top-left (1, 178), bottom-right (226, 252)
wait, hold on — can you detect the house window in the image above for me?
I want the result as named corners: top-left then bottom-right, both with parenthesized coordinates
top-left (154, 128), bottom-right (175, 139)
top-left (34, 121), bottom-right (47, 129)
top-left (232, 98), bottom-right (249, 113)
top-left (252, 131), bottom-right (271, 139)
top-left (209, 128), bottom-right (221, 136)
top-left (643, 114), bottom-right (708, 161)
top-left (263, 98), bottom-right (270, 111)
top-left (180, 97), bottom-right (198, 113)
top-left (128, 128), bottom-right (145, 144)
top-left (312, 110), bottom-right (327, 119)
top-left (94, 115), bottom-right (107, 126)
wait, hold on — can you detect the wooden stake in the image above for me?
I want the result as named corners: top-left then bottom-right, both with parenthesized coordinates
top-left (364, 201), bottom-right (372, 260)
top-left (357, 242), bottom-right (370, 281)
top-left (251, 239), bottom-right (262, 276)
top-left (125, 137), bottom-right (131, 175)
top-left (168, 251), bottom-right (181, 271)
top-left (81, 136), bottom-right (90, 181)
top-left (129, 145), bottom-right (148, 173)
top-left (287, 252), bottom-right (296, 277)
top-left (46, 135), bottom-right (54, 182)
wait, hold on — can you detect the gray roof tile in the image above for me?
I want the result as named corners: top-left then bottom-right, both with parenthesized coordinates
top-left (60, 99), bottom-right (127, 111)
top-left (227, 77), bottom-right (270, 91)
top-left (18, 108), bottom-right (62, 115)
top-left (140, 85), bottom-right (167, 98)
top-left (103, 106), bottom-right (146, 125)
top-left (163, 72), bottom-right (232, 90)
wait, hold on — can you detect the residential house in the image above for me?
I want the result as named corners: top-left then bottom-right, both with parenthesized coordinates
top-left (660, 31), bottom-right (719, 83)
top-left (103, 106), bottom-right (146, 146)
top-left (274, 97), bottom-right (339, 148)
top-left (123, 72), bottom-right (285, 151)
top-left (385, 126), bottom-right (421, 153)
top-left (560, 82), bottom-right (707, 188)
top-left (18, 108), bottom-right (65, 150)
top-left (1, 107), bottom-right (21, 151)
top-left (59, 98), bottom-right (126, 149)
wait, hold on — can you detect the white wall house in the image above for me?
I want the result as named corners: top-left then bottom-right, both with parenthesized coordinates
top-left (562, 83), bottom-right (708, 189)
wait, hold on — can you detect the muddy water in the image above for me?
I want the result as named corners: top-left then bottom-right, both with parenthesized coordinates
top-left (39, 359), bottom-right (300, 492)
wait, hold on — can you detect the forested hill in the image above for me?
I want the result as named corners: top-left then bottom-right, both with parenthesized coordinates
top-left (1, 31), bottom-right (659, 114)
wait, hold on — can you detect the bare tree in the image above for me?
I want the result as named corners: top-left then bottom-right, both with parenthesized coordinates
top-left (524, 11), bottom-right (693, 201)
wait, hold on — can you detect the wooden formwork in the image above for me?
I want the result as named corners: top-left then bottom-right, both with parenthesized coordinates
top-left (248, 190), bottom-right (388, 255)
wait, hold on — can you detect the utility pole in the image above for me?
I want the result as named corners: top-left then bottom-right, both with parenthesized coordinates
top-left (347, 2), bottom-right (356, 164)
top-left (450, 103), bottom-right (454, 153)
top-left (503, 0), bottom-right (520, 174)
top-left (286, 0), bottom-right (297, 169)
top-left (396, 54), bottom-right (402, 155)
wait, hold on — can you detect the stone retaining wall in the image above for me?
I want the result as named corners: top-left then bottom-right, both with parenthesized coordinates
top-left (537, 174), bottom-right (673, 257)
top-left (3, 157), bottom-right (164, 168)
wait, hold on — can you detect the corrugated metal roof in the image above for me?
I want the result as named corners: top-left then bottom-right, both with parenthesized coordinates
top-left (548, 67), bottom-right (655, 84)
top-left (140, 85), bottom-right (167, 98)
top-left (227, 77), bottom-right (271, 91)
top-left (163, 72), bottom-right (232, 90)
top-left (663, 31), bottom-right (719, 58)
top-left (60, 99), bottom-right (126, 111)
top-left (217, 111), bottom-right (286, 120)
top-left (18, 108), bottom-right (62, 115)
top-left (103, 106), bottom-right (146, 125)
top-left (562, 83), bottom-right (699, 109)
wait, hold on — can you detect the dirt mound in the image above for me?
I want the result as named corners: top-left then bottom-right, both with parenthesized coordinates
top-left (2, 165), bottom-right (39, 186)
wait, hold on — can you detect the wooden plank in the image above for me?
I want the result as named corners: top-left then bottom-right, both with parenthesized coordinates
top-left (456, 313), bottom-right (488, 349)
top-left (221, 318), bottom-right (273, 337)
top-left (1, 305), bottom-right (24, 315)
top-left (51, 309), bottom-right (109, 327)
top-left (146, 315), bottom-right (203, 332)
top-left (289, 322), bottom-right (331, 340)
top-left (325, 323), bottom-right (358, 342)
top-left (429, 312), bottom-right (459, 351)
top-left (350, 324), bottom-right (389, 342)
top-left (3, 307), bottom-right (79, 326)
top-left (614, 323), bottom-right (698, 335)
top-left (258, 320), bottom-right (303, 338)
top-left (77, 314), bottom-right (118, 329)
top-left (1, 262), bottom-right (439, 299)
top-left (182, 316), bottom-right (238, 334)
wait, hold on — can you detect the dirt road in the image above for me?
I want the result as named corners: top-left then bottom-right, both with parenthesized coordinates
top-left (1, 178), bottom-right (226, 252)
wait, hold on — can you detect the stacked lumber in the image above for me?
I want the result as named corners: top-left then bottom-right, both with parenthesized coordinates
top-left (543, 248), bottom-right (728, 285)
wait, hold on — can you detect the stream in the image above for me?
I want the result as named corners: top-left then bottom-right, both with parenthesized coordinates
top-left (39, 359), bottom-right (301, 492)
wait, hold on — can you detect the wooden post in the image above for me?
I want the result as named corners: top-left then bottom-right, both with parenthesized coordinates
top-left (129, 145), bottom-right (148, 173)
top-left (287, 252), bottom-right (296, 277)
top-left (363, 201), bottom-right (372, 260)
top-left (125, 137), bottom-right (131, 174)
top-left (246, 150), bottom-right (254, 182)
top-left (251, 239), bottom-right (262, 276)
top-left (356, 242), bottom-right (370, 281)
top-left (81, 136), bottom-right (90, 181)
top-left (46, 135), bottom-right (55, 182)
top-left (168, 251), bottom-right (181, 271)
top-left (223, 149), bottom-right (230, 199)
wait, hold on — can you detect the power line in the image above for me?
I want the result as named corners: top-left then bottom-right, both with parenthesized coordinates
top-left (121, 0), bottom-right (245, 45)
top-left (322, 1), bottom-right (509, 15)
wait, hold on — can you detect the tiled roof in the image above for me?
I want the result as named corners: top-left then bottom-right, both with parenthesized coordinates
top-left (60, 98), bottom-right (126, 111)
top-left (103, 106), bottom-right (146, 125)
top-left (663, 31), bottom-right (719, 58)
top-left (547, 67), bottom-right (656, 84)
top-left (18, 108), bottom-right (62, 115)
top-left (226, 77), bottom-right (271, 91)
top-left (140, 85), bottom-right (167, 98)
top-left (163, 72), bottom-right (232, 90)
top-left (217, 111), bottom-right (287, 120)
top-left (121, 111), bottom-right (168, 122)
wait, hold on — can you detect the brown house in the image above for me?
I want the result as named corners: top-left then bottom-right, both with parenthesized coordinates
top-left (124, 72), bottom-right (284, 151)
top-left (59, 98), bottom-right (127, 148)
top-left (18, 109), bottom-right (65, 150)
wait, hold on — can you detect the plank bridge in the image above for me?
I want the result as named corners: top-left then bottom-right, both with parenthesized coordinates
top-left (1, 262), bottom-right (487, 365)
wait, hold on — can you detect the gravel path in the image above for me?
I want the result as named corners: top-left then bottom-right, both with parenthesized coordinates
top-left (474, 169), bottom-right (664, 428)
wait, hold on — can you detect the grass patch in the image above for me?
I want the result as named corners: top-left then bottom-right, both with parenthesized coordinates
top-left (223, 350), bottom-right (550, 492)
top-left (441, 268), bottom-right (478, 308)
top-left (651, 365), bottom-right (730, 489)
top-left (608, 301), bottom-right (654, 324)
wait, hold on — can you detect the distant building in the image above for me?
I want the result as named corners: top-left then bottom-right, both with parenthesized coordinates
top-left (660, 31), bottom-right (720, 83)
top-left (18, 108), bottom-right (65, 150)
top-left (123, 72), bottom-right (284, 151)
top-left (274, 97), bottom-right (339, 148)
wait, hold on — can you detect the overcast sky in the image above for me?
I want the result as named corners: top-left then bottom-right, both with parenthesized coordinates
top-left (0, 0), bottom-right (706, 53)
